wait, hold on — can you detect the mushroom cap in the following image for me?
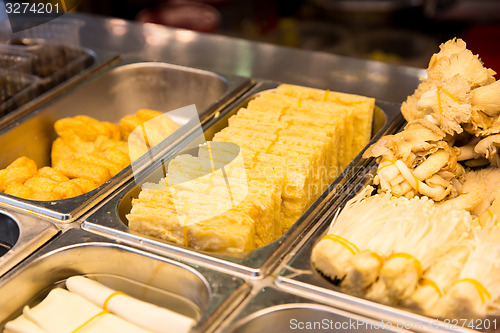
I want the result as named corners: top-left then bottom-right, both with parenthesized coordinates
top-left (474, 134), bottom-right (500, 158)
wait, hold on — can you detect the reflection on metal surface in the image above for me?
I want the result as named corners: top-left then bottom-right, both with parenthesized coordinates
top-left (69, 12), bottom-right (424, 103)
top-left (221, 287), bottom-right (409, 333)
top-left (144, 23), bottom-right (170, 47)
top-left (0, 229), bottom-right (251, 333)
top-left (175, 29), bottom-right (197, 43)
top-left (0, 209), bottom-right (58, 278)
top-left (106, 18), bottom-right (128, 37)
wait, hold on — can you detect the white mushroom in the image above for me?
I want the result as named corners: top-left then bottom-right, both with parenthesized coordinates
top-left (471, 80), bottom-right (500, 117)
top-left (475, 134), bottom-right (500, 167)
top-left (427, 38), bottom-right (496, 88)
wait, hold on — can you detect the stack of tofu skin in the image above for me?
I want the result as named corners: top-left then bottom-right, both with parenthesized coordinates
top-left (126, 84), bottom-right (375, 253)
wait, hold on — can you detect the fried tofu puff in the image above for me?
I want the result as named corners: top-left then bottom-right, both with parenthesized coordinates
top-left (4, 182), bottom-right (33, 199)
top-left (54, 159), bottom-right (111, 186)
top-left (54, 115), bottom-right (121, 142)
top-left (0, 157), bottom-right (38, 192)
top-left (122, 109), bottom-right (180, 162)
top-left (120, 109), bottom-right (162, 140)
top-left (2, 111), bottom-right (176, 201)
top-left (36, 167), bottom-right (69, 183)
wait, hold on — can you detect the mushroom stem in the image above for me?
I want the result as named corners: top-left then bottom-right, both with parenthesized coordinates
top-left (458, 145), bottom-right (482, 161)
top-left (413, 150), bottom-right (450, 180)
top-left (395, 160), bottom-right (450, 200)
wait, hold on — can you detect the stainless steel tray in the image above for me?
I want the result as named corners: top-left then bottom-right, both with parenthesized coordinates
top-left (0, 40), bottom-right (121, 127)
top-left (0, 61), bottom-right (252, 221)
top-left (275, 160), bottom-right (478, 333)
top-left (0, 207), bottom-right (58, 278)
top-left (217, 286), bottom-right (409, 332)
top-left (82, 80), bottom-right (405, 278)
top-left (0, 228), bottom-right (250, 333)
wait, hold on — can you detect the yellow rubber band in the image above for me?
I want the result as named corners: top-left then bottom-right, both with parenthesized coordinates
top-left (439, 86), bottom-right (461, 104)
top-left (455, 278), bottom-right (491, 304)
top-left (366, 251), bottom-right (384, 268)
top-left (478, 209), bottom-right (494, 227)
top-left (103, 291), bottom-right (128, 311)
top-left (387, 253), bottom-right (423, 277)
top-left (377, 160), bottom-right (396, 172)
top-left (411, 171), bottom-right (420, 193)
top-left (72, 310), bottom-right (108, 332)
top-left (421, 278), bottom-right (443, 297)
top-left (437, 86), bottom-right (461, 114)
top-left (322, 234), bottom-right (360, 255)
top-left (437, 87), bottom-right (443, 114)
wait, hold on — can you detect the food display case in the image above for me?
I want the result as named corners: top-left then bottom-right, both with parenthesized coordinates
top-left (1, 12), bottom-right (471, 333)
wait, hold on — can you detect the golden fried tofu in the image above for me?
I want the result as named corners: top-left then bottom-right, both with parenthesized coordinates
top-left (120, 115), bottom-right (144, 141)
top-left (54, 159), bottom-right (111, 185)
top-left (102, 122), bottom-right (121, 141)
top-left (24, 176), bottom-right (59, 193)
top-left (0, 169), bottom-right (7, 192)
top-left (0, 157), bottom-right (38, 191)
top-left (52, 180), bottom-right (84, 199)
top-left (97, 150), bottom-right (130, 170)
top-left (7, 156), bottom-right (38, 170)
top-left (136, 109), bottom-right (163, 121)
top-left (55, 115), bottom-right (117, 142)
top-left (120, 109), bottom-right (178, 142)
top-left (93, 136), bottom-right (124, 152)
top-left (29, 191), bottom-right (61, 201)
top-left (4, 182), bottom-right (33, 199)
top-left (69, 178), bottom-right (98, 193)
top-left (37, 167), bottom-right (69, 183)
top-left (72, 153), bottom-right (122, 176)
top-left (51, 136), bottom-right (96, 166)
top-left (51, 138), bottom-right (75, 166)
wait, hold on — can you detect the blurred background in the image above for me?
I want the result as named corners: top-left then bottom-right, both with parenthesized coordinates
top-left (2, 0), bottom-right (500, 71)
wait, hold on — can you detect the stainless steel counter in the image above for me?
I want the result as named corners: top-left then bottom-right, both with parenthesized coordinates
top-left (66, 13), bottom-right (424, 103)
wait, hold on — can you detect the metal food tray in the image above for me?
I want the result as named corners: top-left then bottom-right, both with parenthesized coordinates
top-left (0, 61), bottom-right (252, 221)
top-left (0, 39), bottom-right (100, 119)
top-left (0, 208), bottom-right (58, 278)
top-left (81, 80), bottom-right (405, 278)
top-left (218, 286), bottom-right (409, 332)
top-left (275, 159), bottom-right (481, 333)
top-left (0, 70), bottom-right (41, 117)
top-left (0, 228), bottom-right (250, 333)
